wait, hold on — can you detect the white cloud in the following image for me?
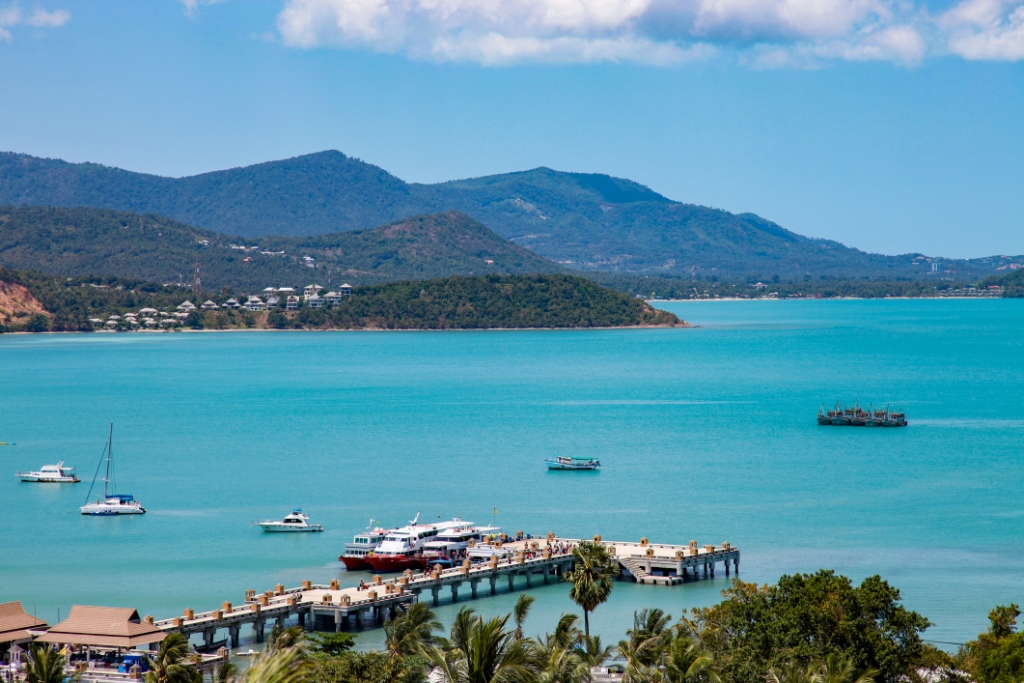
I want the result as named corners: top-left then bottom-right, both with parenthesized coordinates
top-left (0, 3), bottom-right (70, 38)
top-left (274, 0), bottom-right (1024, 63)
top-left (941, 0), bottom-right (1024, 59)
top-left (180, 0), bottom-right (229, 19)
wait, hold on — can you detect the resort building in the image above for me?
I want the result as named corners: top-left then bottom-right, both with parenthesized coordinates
top-left (176, 301), bottom-right (196, 312)
top-left (35, 606), bottom-right (166, 650)
top-left (245, 297), bottom-right (265, 311)
top-left (286, 295), bottom-right (300, 310)
top-left (340, 284), bottom-right (353, 296)
top-left (0, 601), bottom-right (47, 657)
top-left (303, 284), bottom-right (323, 299)
top-left (324, 291), bottom-right (341, 306)
top-left (266, 295), bottom-right (281, 309)
top-left (307, 294), bottom-right (324, 309)
top-left (222, 298), bottom-right (240, 309)
top-left (200, 300), bottom-right (219, 311)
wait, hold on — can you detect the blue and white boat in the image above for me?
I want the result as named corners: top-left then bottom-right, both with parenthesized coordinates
top-left (545, 455), bottom-right (601, 471)
top-left (80, 424), bottom-right (146, 515)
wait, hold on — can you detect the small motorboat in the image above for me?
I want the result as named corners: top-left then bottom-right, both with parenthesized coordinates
top-left (236, 649), bottom-right (259, 657)
top-left (545, 456), bottom-right (601, 471)
top-left (257, 509), bottom-right (324, 532)
top-left (17, 461), bottom-right (80, 483)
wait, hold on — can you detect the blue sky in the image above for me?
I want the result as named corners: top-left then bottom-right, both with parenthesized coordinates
top-left (0, 0), bottom-right (1022, 257)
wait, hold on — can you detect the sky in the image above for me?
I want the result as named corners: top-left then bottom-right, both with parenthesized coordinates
top-left (0, 0), bottom-right (1022, 258)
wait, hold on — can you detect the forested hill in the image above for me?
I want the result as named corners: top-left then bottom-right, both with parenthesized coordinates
top-left (4, 150), bottom-right (1016, 280)
top-left (0, 269), bottom-right (682, 332)
top-left (983, 267), bottom-right (1024, 297)
top-left (0, 206), bottom-right (560, 290)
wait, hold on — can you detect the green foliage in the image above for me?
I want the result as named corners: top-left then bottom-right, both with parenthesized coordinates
top-left (311, 651), bottom-right (426, 683)
top-left (384, 602), bottom-right (443, 656)
top-left (0, 205), bottom-right (559, 290)
top-left (26, 644), bottom-right (80, 683)
top-left (308, 632), bottom-right (357, 656)
top-left (564, 541), bottom-right (619, 636)
top-left (983, 268), bottom-right (1024, 297)
top-left (956, 603), bottom-right (1024, 683)
top-left (684, 571), bottom-right (930, 683)
top-left (423, 607), bottom-right (541, 683)
top-left (146, 633), bottom-right (202, 683)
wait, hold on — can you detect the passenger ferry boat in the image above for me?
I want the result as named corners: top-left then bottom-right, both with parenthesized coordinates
top-left (80, 424), bottom-right (146, 516)
top-left (16, 461), bottom-right (80, 483)
top-left (257, 509), bottom-right (323, 532)
top-left (339, 518), bottom-right (391, 569)
top-left (420, 523), bottom-right (502, 567)
top-left (545, 455), bottom-right (601, 471)
top-left (363, 514), bottom-right (469, 573)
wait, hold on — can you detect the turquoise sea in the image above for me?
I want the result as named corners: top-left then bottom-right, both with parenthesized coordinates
top-left (1, 299), bottom-right (1022, 650)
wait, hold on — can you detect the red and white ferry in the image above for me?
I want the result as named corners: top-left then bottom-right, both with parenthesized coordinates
top-left (363, 513), bottom-right (470, 573)
top-left (339, 518), bottom-right (391, 571)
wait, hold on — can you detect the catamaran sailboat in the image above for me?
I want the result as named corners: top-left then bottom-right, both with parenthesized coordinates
top-left (80, 424), bottom-right (146, 515)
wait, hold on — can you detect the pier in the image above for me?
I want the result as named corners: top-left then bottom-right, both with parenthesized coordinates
top-left (154, 536), bottom-right (739, 648)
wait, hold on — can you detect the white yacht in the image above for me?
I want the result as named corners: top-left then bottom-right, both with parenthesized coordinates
top-left (257, 509), bottom-right (323, 532)
top-left (17, 461), bottom-right (80, 483)
top-left (80, 424), bottom-right (146, 516)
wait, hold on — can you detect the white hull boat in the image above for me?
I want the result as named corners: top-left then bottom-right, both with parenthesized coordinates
top-left (80, 424), bottom-right (146, 516)
top-left (545, 456), bottom-right (601, 471)
top-left (257, 509), bottom-right (323, 532)
top-left (17, 461), bottom-right (80, 483)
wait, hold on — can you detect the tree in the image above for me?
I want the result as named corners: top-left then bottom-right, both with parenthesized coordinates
top-left (957, 604), bottom-right (1024, 683)
top-left (25, 644), bottom-right (80, 683)
top-left (684, 571), bottom-right (929, 683)
top-left (423, 607), bottom-right (540, 683)
top-left (246, 645), bottom-right (312, 683)
top-left (514, 595), bottom-right (536, 641)
top-left (309, 632), bottom-right (356, 657)
top-left (563, 541), bottom-right (618, 637)
top-left (619, 609), bottom-right (673, 668)
top-left (146, 633), bottom-right (202, 683)
top-left (25, 313), bottom-right (49, 332)
top-left (384, 602), bottom-right (442, 656)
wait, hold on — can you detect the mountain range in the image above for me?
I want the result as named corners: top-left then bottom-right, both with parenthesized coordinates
top-left (1, 150), bottom-right (1019, 280)
top-left (0, 206), bottom-right (559, 290)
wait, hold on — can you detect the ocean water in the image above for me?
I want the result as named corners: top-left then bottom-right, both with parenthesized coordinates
top-left (1, 299), bottom-right (1022, 650)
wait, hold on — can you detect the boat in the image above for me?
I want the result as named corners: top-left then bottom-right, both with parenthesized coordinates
top-left (363, 514), bottom-right (469, 573)
top-left (420, 522), bottom-right (502, 567)
top-left (16, 460), bottom-right (80, 483)
top-left (545, 455), bottom-right (600, 470)
top-left (339, 518), bottom-right (391, 570)
top-left (257, 509), bottom-right (323, 532)
top-left (80, 424), bottom-right (146, 516)
top-left (820, 403), bottom-right (907, 427)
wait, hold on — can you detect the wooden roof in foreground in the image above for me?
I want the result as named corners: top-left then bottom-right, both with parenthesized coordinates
top-left (0, 602), bottom-right (48, 644)
top-left (35, 606), bottom-right (165, 648)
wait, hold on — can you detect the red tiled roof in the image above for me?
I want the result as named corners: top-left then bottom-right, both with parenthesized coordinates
top-left (0, 602), bottom-right (48, 644)
top-left (36, 606), bottom-right (166, 648)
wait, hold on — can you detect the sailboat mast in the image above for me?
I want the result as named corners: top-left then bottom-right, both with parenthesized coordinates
top-left (104, 423), bottom-right (113, 499)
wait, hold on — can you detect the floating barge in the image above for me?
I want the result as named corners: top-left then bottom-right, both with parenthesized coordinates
top-left (818, 403), bottom-right (907, 427)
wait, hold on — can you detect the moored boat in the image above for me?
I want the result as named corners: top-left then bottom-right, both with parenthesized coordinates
top-left (339, 518), bottom-right (391, 570)
top-left (363, 514), bottom-right (469, 573)
top-left (545, 456), bottom-right (600, 470)
top-left (80, 424), bottom-right (146, 516)
top-left (819, 403), bottom-right (907, 427)
top-left (257, 509), bottom-right (323, 532)
top-left (17, 461), bottom-right (80, 483)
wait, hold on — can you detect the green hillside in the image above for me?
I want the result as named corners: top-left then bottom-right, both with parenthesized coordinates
top-left (0, 269), bottom-right (681, 332)
top-left (982, 267), bottom-right (1024, 297)
top-left (5, 151), bottom-right (1017, 279)
top-left (0, 206), bottom-right (560, 290)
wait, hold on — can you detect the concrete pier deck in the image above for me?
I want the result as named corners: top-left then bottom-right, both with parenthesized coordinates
top-left (153, 536), bottom-right (738, 648)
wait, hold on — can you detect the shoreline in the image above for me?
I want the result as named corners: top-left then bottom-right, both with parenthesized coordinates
top-left (2, 321), bottom-right (692, 335)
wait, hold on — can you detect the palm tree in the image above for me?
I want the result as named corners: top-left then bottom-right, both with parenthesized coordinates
top-left (619, 609), bottom-right (673, 668)
top-left (384, 601), bottom-right (442, 656)
top-left (563, 541), bottom-right (618, 637)
top-left (662, 633), bottom-right (719, 683)
top-left (514, 595), bottom-right (536, 641)
top-left (809, 654), bottom-right (877, 683)
top-left (766, 661), bottom-right (817, 683)
top-left (25, 644), bottom-right (79, 683)
top-left (146, 633), bottom-right (201, 683)
top-left (244, 646), bottom-right (312, 683)
top-left (216, 660), bottom-right (240, 683)
top-left (579, 635), bottom-right (613, 669)
top-left (423, 608), bottom-right (541, 683)
top-left (267, 626), bottom-right (306, 653)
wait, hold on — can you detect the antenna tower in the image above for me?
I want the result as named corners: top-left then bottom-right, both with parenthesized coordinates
top-left (193, 251), bottom-right (201, 292)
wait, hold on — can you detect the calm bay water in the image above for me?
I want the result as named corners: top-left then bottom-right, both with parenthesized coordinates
top-left (1, 299), bottom-right (1022, 648)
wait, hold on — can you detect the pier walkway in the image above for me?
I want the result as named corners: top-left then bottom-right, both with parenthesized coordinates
top-left (153, 537), bottom-right (738, 648)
